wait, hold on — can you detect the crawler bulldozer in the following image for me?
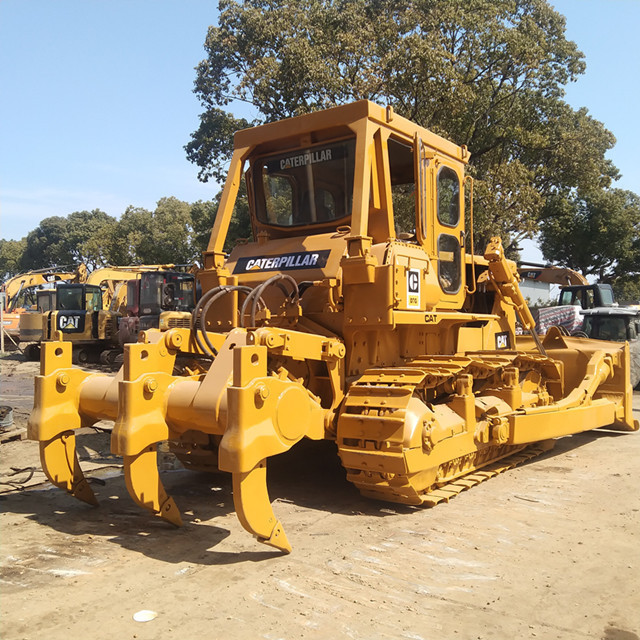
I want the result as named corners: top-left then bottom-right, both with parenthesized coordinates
top-left (28, 101), bottom-right (638, 553)
top-left (117, 269), bottom-right (196, 347)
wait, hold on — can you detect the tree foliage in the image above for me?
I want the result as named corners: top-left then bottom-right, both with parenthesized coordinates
top-left (191, 199), bottom-right (220, 253)
top-left (108, 206), bottom-right (155, 266)
top-left (109, 198), bottom-right (221, 266)
top-left (113, 198), bottom-right (199, 265)
top-left (187, 0), bottom-right (619, 253)
top-left (539, 189), bottom-right (640, 294)
top-left (151, 197), bottom-right (200, 264)
top-left (65, 210), bottom-right (120, 269)
top-left (0, 238), bottom-right (27, 280)
top-left (3, 199), bottom-right (219, 281)
top-left (18, 210), bottom-right (119, 271)
top-left (20, 216), bottom-right (72, 270)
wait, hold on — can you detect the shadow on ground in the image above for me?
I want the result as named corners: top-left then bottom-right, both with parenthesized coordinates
top-left (0, 429), bottom-right (632, 566)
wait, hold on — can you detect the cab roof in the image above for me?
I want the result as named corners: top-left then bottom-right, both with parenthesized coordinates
top-left (233, 100), bottom-right (469, 165)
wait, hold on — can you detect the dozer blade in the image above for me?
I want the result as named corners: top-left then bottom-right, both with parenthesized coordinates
top-left (123, 446), bottom-right (182, 527)
top-left (232, 461), bottom-right (291, 553)
top-left (40, 432), bottom-right (98, 506)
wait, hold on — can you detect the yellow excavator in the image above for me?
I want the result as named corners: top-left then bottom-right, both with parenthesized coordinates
top-left (20, 264), bottom-right (185, 362)
top-left (518, 263), bottom-right (616, 308)
top-left (28, 101), bottom-right (638, 553)
top-left (1, 266), bottom-right (87, 343)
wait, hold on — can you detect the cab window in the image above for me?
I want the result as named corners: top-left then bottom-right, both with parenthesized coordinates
top-left (438, 234), bottom-right (462, 293)
top-left (437, 166), bottom-right (460, 227)
top-left (558, 289), bottom-right (572, 306)
top-left (388, 139), bottom-right (415, 237)
top-left (254, 139), bottom-right (356, 227)
top-left (599, 287), bottom-right (614, 306)
top-left (582, 316), bottom-right (594, 337)
top-left (262, 175), bottom-right (294, 225)
top-left (57, 287), bottom-right (82, 310)
top-left (598, 317), bottom-right (627, 341)
top-left (85, 287), bottom-right (102, 312)
top-left (37, 291), bottom-right (53, 312)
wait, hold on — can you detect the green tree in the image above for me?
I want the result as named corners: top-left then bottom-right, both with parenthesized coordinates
top-left (65, 209), bottom-right (119, 269)
top-left (20, 216), bottom-right (76, 269)
top-left (186, 0), bottom-right (617, 254)
top-left (19, 210), bottom-right (118, 270)
top-left (204, 183), bottom-right (253, 254)
top-left (108, 206), bottom-right (154, 265)
top-left (111, 198), bottom-right (205, 266)
top-left (190, 200), bottom-right (219, 255)
top-left (146, 197), bottom-right (198, 264)
top-left (0, 238), bottom-right (27, 280)
top-left (539, 189), bottom-right (640, 284)
top-left (613, 276), bottom-right (640, 304)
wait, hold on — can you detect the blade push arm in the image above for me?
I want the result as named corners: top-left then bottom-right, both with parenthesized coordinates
top-left (484, 237), bottom-right (546, 355)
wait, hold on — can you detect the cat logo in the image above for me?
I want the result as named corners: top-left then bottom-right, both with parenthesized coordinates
top-left (495, 332), bottom-right (510, 349)
top-left (59, 314), bottom-right (80, 330)
top-left (407, 269), bottom-right (420, 309)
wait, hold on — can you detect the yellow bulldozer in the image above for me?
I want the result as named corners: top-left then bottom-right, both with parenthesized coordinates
top-left (28, 101), bottom-right (638, 553)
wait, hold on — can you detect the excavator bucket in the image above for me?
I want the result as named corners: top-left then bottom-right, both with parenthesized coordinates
top-left (28, 100), bottom-right (638, 553)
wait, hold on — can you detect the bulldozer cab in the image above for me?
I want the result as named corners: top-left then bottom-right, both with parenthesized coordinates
top-left (205, 101), bottom-right (469, 316)
top-left (139, 271), bottom-right (195, 315)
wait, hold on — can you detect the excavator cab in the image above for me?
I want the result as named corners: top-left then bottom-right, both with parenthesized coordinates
top-left (47, 283), bottom-right (114, 362)
top-left (139, 271), bottom-right (194, 313)
top-left (558, 284), bottom-right (615, 308)
top-left (28, 100), bottom-right (638, 554)
top-left (35, 288), bottom-right (56, 313)
top-left (18, 288), bottom-right (58, 348)
top-left (55, 283), bottom-right (101, 321)
top-left (2, 268), bottom-right (79, 341)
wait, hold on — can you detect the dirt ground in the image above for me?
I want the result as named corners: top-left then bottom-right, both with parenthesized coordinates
top-left (1, 349), bottom-right (639, 640)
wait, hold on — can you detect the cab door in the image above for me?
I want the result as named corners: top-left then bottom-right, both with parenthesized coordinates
top-left (415, 137), bottom-right (466, 308)
top-left (85, 286), bottom-right (102, 339)
top-left (434, 163), bottom-right (465, 306)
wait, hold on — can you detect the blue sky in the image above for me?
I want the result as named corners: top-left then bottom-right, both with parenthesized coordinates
top-left (1, 0), bottom-right (639, 261)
